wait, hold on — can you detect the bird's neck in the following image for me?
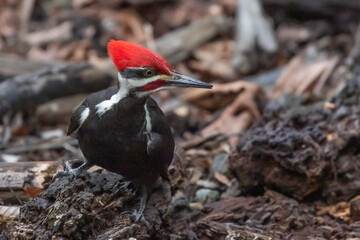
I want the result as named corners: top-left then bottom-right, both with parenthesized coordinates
top-left (116, 83), bottom-right (129, 100)
top-left (117, 72), bottom-right (148, 100)
top-left (95, 74), bottom-right (147, 116)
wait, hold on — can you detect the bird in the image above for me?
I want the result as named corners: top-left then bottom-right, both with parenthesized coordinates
top-left (54, 40), bottom-right (212, 222)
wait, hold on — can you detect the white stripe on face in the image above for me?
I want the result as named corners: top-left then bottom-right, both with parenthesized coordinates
top-left (94, 70), bottom-right (170, 116)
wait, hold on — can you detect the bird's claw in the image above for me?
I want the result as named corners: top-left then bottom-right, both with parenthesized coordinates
top-left (127, 210), bottom-right (151, 229)
top-left (132, 209), bottom-right (142, 222)
top-left (121, 208), bottom-right (144, 222)
top-left (120, 208), bottom-right (151, 229)
top-left (51, 160), bottom-right (89, 183)
top-left (51, 170), bottom-right (70, 182)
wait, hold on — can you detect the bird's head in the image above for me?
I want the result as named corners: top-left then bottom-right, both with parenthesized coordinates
top-left (108, 40), bottom-right (212, 97)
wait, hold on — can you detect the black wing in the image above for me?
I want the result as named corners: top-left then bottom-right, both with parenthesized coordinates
top-left (67, 102), bottom-right (88, 137)
top-left (145, 98), bottom-right (175, 177)
top-left (67, 86), bottom-right (119, 137)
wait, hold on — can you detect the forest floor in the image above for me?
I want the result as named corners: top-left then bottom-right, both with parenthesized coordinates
top-left (0, 1), bottom-right (360, 239)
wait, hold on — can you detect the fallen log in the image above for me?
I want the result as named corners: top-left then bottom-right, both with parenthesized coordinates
top-left (0, 53), bottom-right (60, 78)
top-left (8, 171), bottom-right (172, 239)
top-left (0, 161), bottom-right (63, 204)
top-left (0, 63), bottom-right (113, 121)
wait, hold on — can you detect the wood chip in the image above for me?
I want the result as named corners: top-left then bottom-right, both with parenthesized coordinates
top-left (317, 202), bottom-right (350, 222)
top-left (324, 102), bottom-right (335, 109)
top-left (0, 161), bottom-right (63, 203)
top-left (0, 205), bottom-right (20, 220)
top-left (189, 202), bottom-right (204, 210)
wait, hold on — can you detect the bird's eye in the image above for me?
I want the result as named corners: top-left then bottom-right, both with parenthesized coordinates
top-left (144, 69), bottom-right (154, 77)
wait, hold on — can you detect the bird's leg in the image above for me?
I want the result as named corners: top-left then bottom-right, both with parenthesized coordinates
top-left (52, 160), bottom-right (93, 182)
top-left (124, 184), bottom-right (151, 229)
top-left (66, 161), bottom-right (93, 176)
top-left (133, 184), bottom-right (147, 221)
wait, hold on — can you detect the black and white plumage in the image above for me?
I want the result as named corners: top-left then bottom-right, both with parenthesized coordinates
top-left (68, 85), bottom-right (174, 185)
top-left (55, 40), bottom-right (212, 222)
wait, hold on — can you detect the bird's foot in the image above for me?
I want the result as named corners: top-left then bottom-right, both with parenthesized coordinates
top-left (52, 160), bottom-right (91, 182)
top-left (52, 170), bottom-right (70, 182)
top-left (119, 209), bottom-right (151, 229)
top-left (131, 210), bottom-right (151, 229)
top-left (119, 184), bottom-right (152, 229)
top-left (121, 198), bottom-right (146, 222)
top-left (132, 205), bottom-right (145, 222)
top-left (113, 180), bottom-right (131, 196)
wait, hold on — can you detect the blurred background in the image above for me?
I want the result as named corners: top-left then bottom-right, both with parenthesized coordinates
top-left (1, 0), bottom-right (360, 239)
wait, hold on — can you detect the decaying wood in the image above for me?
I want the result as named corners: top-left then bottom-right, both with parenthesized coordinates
top-left (0, 63), bottom-right (113, 121)
top-left (0, 205), bottom-right (20, 221)
top-left (0, 161), bottom-right (62, 204)
top-left (9, 171), bottom-right (172, 239)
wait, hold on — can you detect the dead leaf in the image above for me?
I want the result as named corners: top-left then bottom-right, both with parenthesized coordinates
top-left (181, 80), bottom-right (261, 112)
top-left (272, 52), bottom-right (338, 97)
top-left (214, 172), bottom-right (231, 187)
top-left (200, 81), bottom-right (264, 144)
top-left (24, 185), bottom-right (43, 198)
top-left (317, 202), bottom-right (350, 222)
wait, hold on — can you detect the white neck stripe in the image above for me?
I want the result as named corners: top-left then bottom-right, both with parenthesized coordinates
top-left (95, 73), bottom-right (129, 116)
top-left (95, 71), bottom-right (170, 116)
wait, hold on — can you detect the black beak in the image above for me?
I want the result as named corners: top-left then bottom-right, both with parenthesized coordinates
top-left (167, 72), bottom-right (212, 89)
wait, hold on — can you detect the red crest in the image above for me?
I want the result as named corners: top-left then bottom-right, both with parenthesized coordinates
top-left (107, 40), bottom-right (172, 74)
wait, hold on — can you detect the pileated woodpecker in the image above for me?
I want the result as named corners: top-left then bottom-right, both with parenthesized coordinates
top-left (56, 40), bottom-right (212, 221)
